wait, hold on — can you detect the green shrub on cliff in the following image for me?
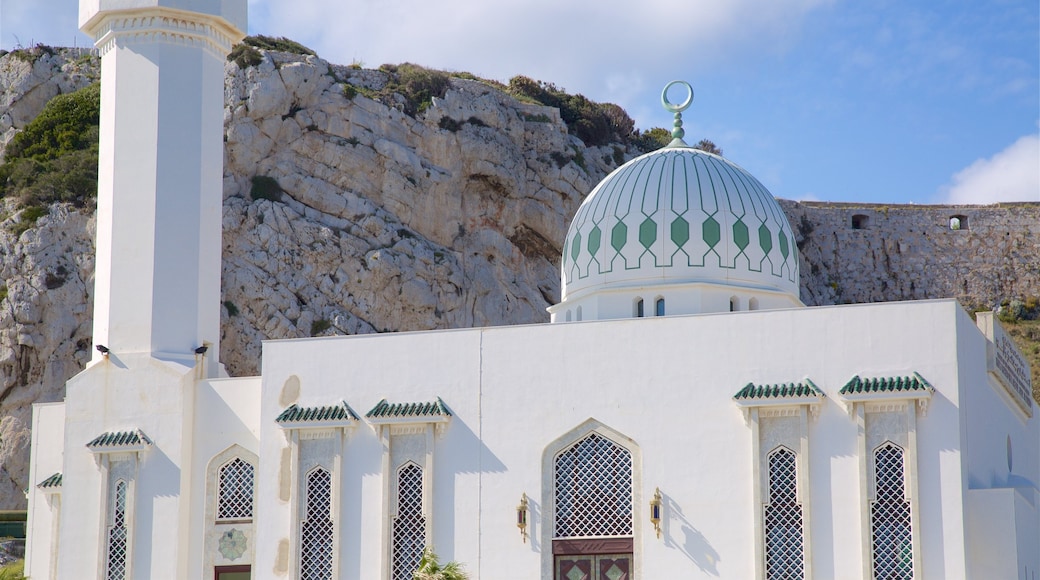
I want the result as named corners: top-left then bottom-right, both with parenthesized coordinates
top-left (0, 82), bottom-right (100, 209)
top-left (507, 76), bottom-right (635, 147)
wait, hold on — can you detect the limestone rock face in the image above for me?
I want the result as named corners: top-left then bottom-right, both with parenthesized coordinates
top-left (217, 52), bottom-right (616, 376)
top-left (0, 201), bottom-right (95, 506)
top-left (0, 48), bottom-right (1038, 508)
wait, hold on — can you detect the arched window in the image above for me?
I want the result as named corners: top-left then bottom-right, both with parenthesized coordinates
top-left (871, 443), bottom-right (913, 579)
top-left (554, 432), bottom-right (633, 539)
top-left (749, 297), bottom-right (759, 311)
top-left (635, 298), bottom-right (644, 318)
top-left (565, 310), bottom-right (572, 322)
top-left (730, 296), bottom-right (740, 312)
top-left (764, 447), bottom-right (803, 579)
top-left (217, 458), bottom-right (254, 520)
top-left (392, 463), bottom-right (425, 580)
top-left (301, 467), bottom-right (333, 580)
top-left (106, 480), bottom-right (128, 580)
top-left (544, 421), bottom-right (639, 579)
top-left (576, 306), bottom-right (583, 321)
top-left (655, 298), bottom-right (665, 317)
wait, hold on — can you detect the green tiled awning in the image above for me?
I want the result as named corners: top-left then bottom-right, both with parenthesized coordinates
top-left (86, 429), bottom-right (151, 453)
top-left (734, 380), bottom-right (823, 401)
top-left (366, 397), bottom-right (452, 420)
top-left (37, 472), bottom-right (62, 490)
top-left (276, 401), bottom-right (360, 427)
top-left (732, 379), bottom-right (825, 422)
top-left (840, 373), bottom-right (933, 396)
top-left (366, 397), bottom-right (453, 435)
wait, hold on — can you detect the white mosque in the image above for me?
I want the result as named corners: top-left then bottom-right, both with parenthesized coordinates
top-left (22, 0), bottom-right (1040, 579)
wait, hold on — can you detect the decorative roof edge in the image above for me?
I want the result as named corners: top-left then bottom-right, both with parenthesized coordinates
top-left (86, 429), bottom-right (151, 454)
top-left (733, 379), bottom-right (824, 402)
top-left (37, 472), bottom-right (62, 491)
top-left (365, 397), bottom-right (452, 423)
top-left (839, 372), bottom-right (934, 398)
top-left (733, 379), bottom-right (825, 424)
top-left (276, 401), bottom-right (361, 430)
top-left (839, 372), bottom-right (934, 416)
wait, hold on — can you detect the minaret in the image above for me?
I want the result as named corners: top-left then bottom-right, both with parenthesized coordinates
top-left (80, 0), bottom-right (245, 371)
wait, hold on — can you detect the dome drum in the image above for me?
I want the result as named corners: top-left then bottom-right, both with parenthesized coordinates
top-left (549, 280), bottom-right (802, 323)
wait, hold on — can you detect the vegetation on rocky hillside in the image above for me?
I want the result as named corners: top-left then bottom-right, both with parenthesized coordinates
top-left (0, 82), bottom-right (100, 214)
top-left (227, 35), bottom-right (316, 69)
top-left (992, 297), bottom-right (1040, 401)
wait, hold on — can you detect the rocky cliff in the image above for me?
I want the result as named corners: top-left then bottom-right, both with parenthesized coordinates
top-left (0, 47), bottom-right (1037, 508)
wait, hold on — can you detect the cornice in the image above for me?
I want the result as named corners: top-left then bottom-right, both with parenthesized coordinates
top-left (82, 7), bottom-right (245, 59)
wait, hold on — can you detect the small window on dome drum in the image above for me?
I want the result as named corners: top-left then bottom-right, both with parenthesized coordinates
top-left (851, 214), bottom-right (869, 230)
top-left (749, 297), bottom-right (759, 311)
top-left (565, 311), bottom-right (572, 322)
top-left (730, 296), bottom-right (740, 312)
top-left (635, 298), bottom-right (644, 318)
top-left (576, 306), bottom-right (583, 321)
top-left (655, 298), bottom-right (665, 317)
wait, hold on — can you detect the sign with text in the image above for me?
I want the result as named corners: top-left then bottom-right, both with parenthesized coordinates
top-left (977, 312), bottom-right (1033, 416)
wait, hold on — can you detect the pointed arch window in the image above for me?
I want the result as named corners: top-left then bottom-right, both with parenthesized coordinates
top-left (553, 432), bottom-right (633, 539)
top-left (871, 443), bottom-right (913, 579)
top-left (655, 298), bottom-right (665, 317)
top-left (106, 480), bottom-right (128, 580)
top-left (635, 298), bottom-right (645, 318)
top-left (217, 458), bottom-right (254, 521)
top-left (764, 447), bottom-right (804, 579)
top-left (300, 467), bottom-right (333, 580)
top-left (392, 463), bottom-right (425, 580)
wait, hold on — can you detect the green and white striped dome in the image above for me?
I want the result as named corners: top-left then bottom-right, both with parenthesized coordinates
top-left (561, 146), bottom-right (800, 302)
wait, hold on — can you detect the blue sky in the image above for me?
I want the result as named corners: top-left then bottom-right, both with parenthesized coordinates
top-left (3, 0), bottom-right (1037, 204)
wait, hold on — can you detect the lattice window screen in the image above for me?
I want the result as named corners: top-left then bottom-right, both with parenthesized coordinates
top-left (554, 432), bottom-right (633, 538)
top-left (392, 463), bottom-right (425, 580)
top-left (871, 443), bottom-right (913, 580)
top-left (217, 458), bottom-right (255, 520)
top-left (764, 447), bottom-right (804, 580)
top-left (106, 480), bottom-right (128, 580)
top-left (300, 468), bottom-right (333, 580)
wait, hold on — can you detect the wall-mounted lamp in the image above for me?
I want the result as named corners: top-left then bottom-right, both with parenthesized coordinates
top-left (650, 487), bottom-right (662, 539)
top-left (517, 493), bottom-right (529, 543)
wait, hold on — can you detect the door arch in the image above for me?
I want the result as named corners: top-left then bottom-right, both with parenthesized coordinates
top-left (542, 419), bottom-right (642, 579)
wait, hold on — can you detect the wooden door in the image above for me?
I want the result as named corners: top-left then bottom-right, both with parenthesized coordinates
top-left (555, 554), bottom-right (631, 580)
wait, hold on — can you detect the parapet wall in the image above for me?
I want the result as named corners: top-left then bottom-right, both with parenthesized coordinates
top-left (780, 200), bottom-right (1040, 307)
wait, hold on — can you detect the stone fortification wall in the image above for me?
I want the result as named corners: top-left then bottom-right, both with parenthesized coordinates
top-left (781, 200), bottom-right (1040, 308)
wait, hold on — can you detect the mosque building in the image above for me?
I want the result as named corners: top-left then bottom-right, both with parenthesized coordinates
top-left (22, 0), bottom-right (1039, 579)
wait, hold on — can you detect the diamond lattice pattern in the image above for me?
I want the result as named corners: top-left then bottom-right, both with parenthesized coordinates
top-left (764, 448), bottom-right (803, 580)
top-left (871, 443), bottom-right (913, 579)
top-left (301, 468), bottom-right (333, 580)
top-left (218, 458), bottom-right (255, 520)
top-left (393, 464), bottom-right (426, 580)
top-left (554, 433), bottom-right (633, 538)
top-left (106, 480), bottom-right (128, 580)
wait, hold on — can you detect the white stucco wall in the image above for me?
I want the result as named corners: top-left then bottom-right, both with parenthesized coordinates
top-left (249, 298), bottom-right (1023, 579)
top-left (25, 402), bottom-right (66, 580)
top-left (957, 309), bottom-right (1040, 578)
top-left (186, 376), bottom-right (261, 578)
top-left (56, 355), bottom-right (196, 580)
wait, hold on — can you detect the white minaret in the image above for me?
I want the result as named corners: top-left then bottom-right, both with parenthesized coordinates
top-left (24, 4), bottom-right (246, 579)
top-left (81, 0), bottom-right (246, 370)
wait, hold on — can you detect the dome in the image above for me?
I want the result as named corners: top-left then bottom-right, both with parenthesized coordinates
top-left (557, 82), bottom-right (798, 322)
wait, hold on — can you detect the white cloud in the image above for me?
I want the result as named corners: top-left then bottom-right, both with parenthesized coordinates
top-left (941, 134), bottom-right (1040, 204)
top-left (250, 0), bottom-right (831, 123)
